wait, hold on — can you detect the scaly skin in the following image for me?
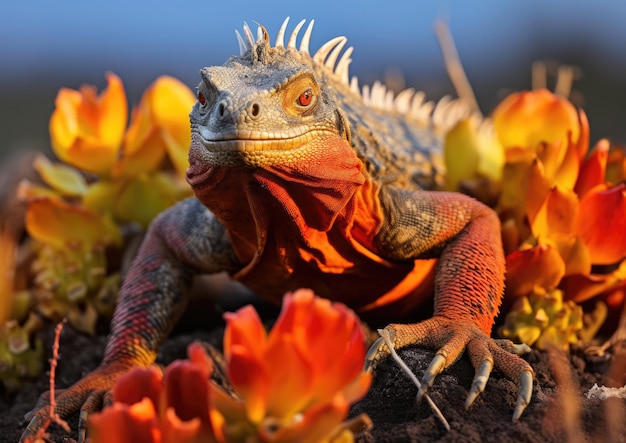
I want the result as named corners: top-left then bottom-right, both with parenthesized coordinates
top-left (21, 19), bottom-right (533, 443)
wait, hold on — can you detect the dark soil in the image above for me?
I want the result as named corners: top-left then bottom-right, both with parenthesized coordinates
top-left (2, 312), bottom-right (625, 443)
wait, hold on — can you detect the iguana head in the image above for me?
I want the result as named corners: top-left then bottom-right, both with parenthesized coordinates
top-left (187, 19), bottom-right (368, 234)
top-left (188, 18), bottom-right (354, 173)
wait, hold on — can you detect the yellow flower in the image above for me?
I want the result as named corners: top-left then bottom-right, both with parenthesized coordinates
top-left (25, 197), bottom-right (120, 250)
top-left (82, 172), bottom-right (191, 229)
top-left (444, 117), bottom-right (504, 193)
top-left (500, 288), bottom-right (585, 350)
top-left (493, 89), bottom-right (583, 161)
top-left (49, 73), bottom-right (127, 176)
top-left (115, 76), bottom-right (195, 178)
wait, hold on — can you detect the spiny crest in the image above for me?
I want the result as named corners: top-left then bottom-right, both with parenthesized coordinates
top-left (234, 17), bottom-right (477, 133)
top-left (235, 18), bottom-right (354, 84)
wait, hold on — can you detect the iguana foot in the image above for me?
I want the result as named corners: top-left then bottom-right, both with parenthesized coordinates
top-left (19, 361), bottom-right (136, 443)
top-left (365, 316), bottom-right (534, 422)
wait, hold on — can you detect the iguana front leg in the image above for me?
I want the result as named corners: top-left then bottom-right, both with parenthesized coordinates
top-left (366, 188), bottom-right (533, 420)
top-left (20, 198), bottom-right (241, 443)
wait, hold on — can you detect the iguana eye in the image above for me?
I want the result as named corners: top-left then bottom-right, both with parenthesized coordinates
top-left (282, 75), bottom-right (319, 117)
top-left (197, 90), bottom-right (207, 106)
top-left (297, 89), bottom-right (313, 107)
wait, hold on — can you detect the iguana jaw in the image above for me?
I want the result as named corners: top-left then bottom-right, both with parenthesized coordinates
top-left (191, 125), bottom-right (338, 167)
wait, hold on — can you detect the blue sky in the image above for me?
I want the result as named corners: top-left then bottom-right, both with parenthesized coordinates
top-left (2, 0), bottom-right (625, 87)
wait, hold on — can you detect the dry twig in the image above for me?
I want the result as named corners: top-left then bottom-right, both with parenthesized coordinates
top-left (378, 328), bottom-right (450, 431)
top-left (27, 319), bottom-right (70, 443)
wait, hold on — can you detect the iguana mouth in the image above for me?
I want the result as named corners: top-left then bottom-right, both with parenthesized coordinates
top-left (194, 126), bottom-right (323, 153)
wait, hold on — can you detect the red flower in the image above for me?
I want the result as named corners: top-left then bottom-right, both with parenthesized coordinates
top-left (88, 343), bottom-right (217, 443)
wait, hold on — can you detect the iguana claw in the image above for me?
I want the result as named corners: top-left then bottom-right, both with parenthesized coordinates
top-left (513, 369), bottom-right (533, 422)
top-left (464, 359), bottom-right (493, 409)
top-left (364, 334), bottom-right (391, 372)
top-left (416, 354), bottom-right (446, 401)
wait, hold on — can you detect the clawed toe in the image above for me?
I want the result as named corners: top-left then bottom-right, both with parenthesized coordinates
top-left (513, 369), bottom-right (533, 422)
top-left (465, 359), bottom-right (493, 409)
top-left (363, 319), bottom-right (535, 422)
top-left (416, 354), bottom-right (446, 401)
top-left (364, 331), bottom-right (395, 372)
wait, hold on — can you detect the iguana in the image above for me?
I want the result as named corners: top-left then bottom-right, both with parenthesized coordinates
top-left (21, 18), bottom-right (533, 443)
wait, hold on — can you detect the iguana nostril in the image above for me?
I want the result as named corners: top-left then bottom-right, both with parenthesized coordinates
top-left (250, 102), bottom-right (261, 118)
top-left (218, 102), bottom-right (226, 117)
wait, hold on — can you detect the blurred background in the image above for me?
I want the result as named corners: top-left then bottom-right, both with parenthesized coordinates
top-left (1, 0), bottom-right (626, 163)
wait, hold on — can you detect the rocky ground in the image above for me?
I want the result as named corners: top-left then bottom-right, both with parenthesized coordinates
top-left (2, 303), bottom-right (625, 443)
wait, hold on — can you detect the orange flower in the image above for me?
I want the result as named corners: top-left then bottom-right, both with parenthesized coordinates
top-left (505, 244), bottom-right (566, 298)
top-left (560, 260), bottom-right (626, 305)
top-left (89, 343), bottom-right (217, 443)
top-left (89, 292), bottom-right (370, 442)
top-left (49, 73), bottom-right (127, 176)
top-left (494, 90), bottom-right (590, 249)
top-left (575, 139), bottom-right (609, 197)
top-left (218, 289), bottom-right (371, 441)
top-left (115, 76), bottom-right (195, 178)
top-left (574, 183), bottom-right (626, 265)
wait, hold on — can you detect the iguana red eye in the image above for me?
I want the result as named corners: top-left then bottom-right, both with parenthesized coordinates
top-left (298, 89), bottom-right (313, 107)
top-left (197, 91), bottom-right (206, 106)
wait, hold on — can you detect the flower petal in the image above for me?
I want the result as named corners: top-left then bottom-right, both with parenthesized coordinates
top-left (263, 396), bottom-right (348, 443)
top-left (549, 234), bottom-right (591, 276)
top-left (493, 89), bottom-right (580, 156)
top-left (113, 173), bottom-right (187, 228)
top-left (161, 407), bottom-right (209, 443)
top-left (25, 197), bottom-right (121, 249)
top-left (187, 342), bottom-right (213, 379)
top-left (560, 260), bottom-right (626, 303)
top-left (116, 76), bottom-right (195, 178)
top-left (444, 118), bottom-right (480, 191)
top-left (267, 290), bottom-right (368, 411)
top-left (82, 180), bottom-right (118, 214)
top-left (606, 146), bottom-right (626, 185)
top-left (530, 186), bottom-right (579, 240)
top-left (163, 360), bottom-right (211, 424)
top-left (50, 73), bottom-right (127, 176)
top-left (575, 139), bottom-right (609, 198)
top-left (264, 334), bottom-right (314, 420)
top-left (524, 158), bottom-right (551, 227)
top-left (99, 72), bottom-right (130, 151)
top-left (113, 367), bottom-right (162, 407)
top-left (115, 105), bottom-right (167, 177)
top-left (337, 371), bottom-right (372, 406)
top-left (88, 397), bottom-right (160, 443)
top-left (223, 304), bottom-right (269, 423)
top-left (574, 183), bottom-right (626, 264)
top-left (553, 129), bottom-right (582, 190)
top-left (498, 147), bottom-right (535, 227)
top-left (227, 343), bottom-right (270, 424)
top-left (223, 305), bottom-right (267, 362)
top-left (505, 244), bottom-right (566, 297)
top-left (33, 155), bottom-right (87, 197)
top-left (444, 117), bottom-right (504, 191)
top-left (149, 76), bottom-right (195, 177)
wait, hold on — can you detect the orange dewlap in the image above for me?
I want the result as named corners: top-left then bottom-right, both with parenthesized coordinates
top-left (189, 133), bottom-right (436, 317)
